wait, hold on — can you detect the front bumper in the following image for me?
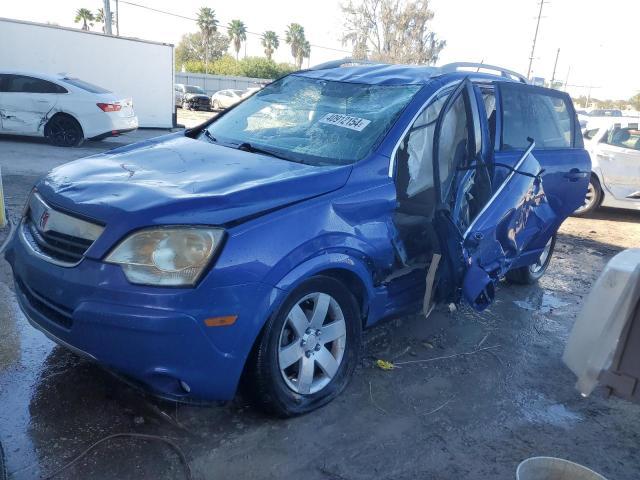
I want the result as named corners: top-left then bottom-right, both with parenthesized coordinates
top-left (5, 233), bottom-right (277, 401)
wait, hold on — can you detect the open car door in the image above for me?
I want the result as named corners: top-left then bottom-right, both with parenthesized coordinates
top-left (431, 79), bottom-right (555, 311)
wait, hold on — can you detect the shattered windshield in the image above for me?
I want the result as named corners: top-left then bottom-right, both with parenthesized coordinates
top-left (203, 75), bottom-right (420, 165)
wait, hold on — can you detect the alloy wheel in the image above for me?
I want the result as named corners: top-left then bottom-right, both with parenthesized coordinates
top-left (277, 292), bottom-right (347, 395)
top-left (575, 181), bottom-right (597, 214)
top-left (529, 237), bottom-right (554, 274)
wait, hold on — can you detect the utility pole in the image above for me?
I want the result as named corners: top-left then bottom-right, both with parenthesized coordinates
top-left (550, 48), bottom-right (560, 86)
top-left (115, 0), bottom-right (119, 36)
top-left (527, 0), bottom-right (545, 79)
top-left (563, 66), bottom-right (571, 92)
top-left (103, 0), bottom-right (113, 35)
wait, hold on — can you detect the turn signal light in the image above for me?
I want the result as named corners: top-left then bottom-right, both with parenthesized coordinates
top-left (97, 103), bottom-right (122, 112)
top-left (204, 316), bottom-right (238, 327)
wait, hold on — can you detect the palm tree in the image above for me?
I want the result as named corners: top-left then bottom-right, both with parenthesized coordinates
top-left (261, 30), bottom-right (279, 61)
top-left (228, 20), bottom-right (247, 60)
top-left (300, 40), bottom-right (311, 68)
top-left (285, 23), bottom-right (306, 69)
top-left (74, 8), bottom-right (95, 31)
top-left (196, 7), bottom-right (219, 74)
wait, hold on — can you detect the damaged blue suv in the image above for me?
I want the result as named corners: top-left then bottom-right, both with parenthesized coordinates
top-left (6, 61), bottom-right (590, 416)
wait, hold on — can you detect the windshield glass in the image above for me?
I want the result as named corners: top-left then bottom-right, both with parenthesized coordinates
top-left (202, 75), bottom-right (420, 165)
top-left (185, 85), bottom-right (206, 94)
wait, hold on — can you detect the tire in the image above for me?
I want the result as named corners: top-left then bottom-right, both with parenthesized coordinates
top-left (506, 234), bottom-right (556, 285)
top-left (182, 101), bottom-right (190, 110)
top-left (573, 175), bottom-right (602, 216)
top-left (247, 276), bottom-right (361, 417)
top-left (44, 114), bottom-right (84, 147)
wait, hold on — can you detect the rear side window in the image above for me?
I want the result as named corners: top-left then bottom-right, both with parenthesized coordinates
top-left (500, 85), bottom-right (575, 150)
top-left (2, 75), bottom-right (67, 93)
top-left (61, 77), bottom-right (111, 94)
top-left (603, 126), bottom-right (640, 151)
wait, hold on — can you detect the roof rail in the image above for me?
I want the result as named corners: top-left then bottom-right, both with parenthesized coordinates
top-left (440, 62), bottom-right (528, 83)
top-left (309, 57), bottom-right (383, 71)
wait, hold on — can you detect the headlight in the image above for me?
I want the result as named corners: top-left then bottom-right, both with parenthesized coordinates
top-left (106, 227), bottom-right (224, 286)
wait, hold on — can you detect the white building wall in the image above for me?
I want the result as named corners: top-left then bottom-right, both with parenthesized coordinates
top-left (0, 17), bottom-right (174, 128)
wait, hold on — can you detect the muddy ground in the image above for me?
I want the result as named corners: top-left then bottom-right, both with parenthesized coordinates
top-left (1, 129), bottom-right (639, 480)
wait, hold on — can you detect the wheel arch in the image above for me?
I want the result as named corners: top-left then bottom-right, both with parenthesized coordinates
top-left (44, 111), bottom-right (85, 138)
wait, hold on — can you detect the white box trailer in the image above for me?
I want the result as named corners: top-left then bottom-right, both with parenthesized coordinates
top-left (0, 17), bottom-right (174, 128)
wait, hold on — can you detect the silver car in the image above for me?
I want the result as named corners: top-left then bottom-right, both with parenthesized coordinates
top-left (575, 118), bottom-right (640, 214)
top-left (210, 89), bottom-right (244, 111)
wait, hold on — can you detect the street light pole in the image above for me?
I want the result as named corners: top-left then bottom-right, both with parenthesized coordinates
top-left (103, 0), bottom-right (113, 35)
top-left (527, 0), bottom-right (545, 79)
top-left (551, 48), bottom-right (560, 87)
top-left (115, 0), bottom-right (119, 36)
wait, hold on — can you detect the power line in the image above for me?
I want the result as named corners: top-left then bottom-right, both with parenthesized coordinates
top-left (118, 0), bottom-right (351, 54)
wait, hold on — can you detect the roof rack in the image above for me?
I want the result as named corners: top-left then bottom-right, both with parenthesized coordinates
top-left (440, 62), bottom-right (528, 83)
top-left (309, 58), bottom-right (383, 71)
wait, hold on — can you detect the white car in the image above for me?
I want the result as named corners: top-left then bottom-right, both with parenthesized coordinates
top-left (210, 89), bottom-right (244, 111)
top-left (575, 118), bottom-right (640, 214)
top-left (0, 71), bottom-right (138, 147)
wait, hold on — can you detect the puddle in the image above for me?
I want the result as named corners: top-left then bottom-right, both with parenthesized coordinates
top-left (513, 291), bottom-right (570, 314)
top-left (516, 391), bottom-right (583, 428)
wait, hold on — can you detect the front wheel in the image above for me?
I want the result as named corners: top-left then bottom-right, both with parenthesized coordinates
top-left (247, 276), bottom-right (361, 417)
top-left (506, 234), bottom-right (556, 285)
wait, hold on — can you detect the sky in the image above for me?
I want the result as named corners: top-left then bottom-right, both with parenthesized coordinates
top-left (0, 0), bottom-right (636, 99)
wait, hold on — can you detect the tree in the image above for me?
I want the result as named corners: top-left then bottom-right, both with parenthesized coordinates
top-left (74, 8), bottom-right (95, 31)
top-left (228, 20), bottom-right (247, 60)
top-left (261, 31), bottom-right (280, 61)
top-left (285, 23), bottom-right (307, 69)
top-left (301, 40), bottom-right (311, 67)
top-left (95, 8), bottom-right (115, 34)
top-left (630, 92), bottom-right (640, 112)
top-left (341, 0), bottom-right (446, 65)
top-left (175, 31), bottom-right (230, 66)
top-left (196, 7), bottom-right (219, 74)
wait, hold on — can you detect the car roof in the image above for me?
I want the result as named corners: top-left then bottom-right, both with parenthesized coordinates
top-left (295, 61), bottom-right (528, 86)
top-left (588, 117), bottom-right (640, 129)
top-left (0, 70), bottom-right (67, 82)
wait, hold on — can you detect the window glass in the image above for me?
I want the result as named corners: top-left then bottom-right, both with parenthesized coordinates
top-left (501, 86), bottom-right (573, 150)
top-left (5, 75), bottom-right (67, 93)
top-left (437, 93), bottom-right (469, 197)
top-left (604, 127), bottom-right (640, 151)
top-left (205, 75), bottom-right (420, 166)
top-left (61, 77), bottom-right (110, 93)
top-left (184, 85), bottom-right (205, 94)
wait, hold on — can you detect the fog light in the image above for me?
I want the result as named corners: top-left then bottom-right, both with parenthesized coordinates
top-left (179, 380), bottom-right (191, 393)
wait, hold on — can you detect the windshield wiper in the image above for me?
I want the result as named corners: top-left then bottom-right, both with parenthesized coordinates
top-left (236, 142), bottom-right (292, 162)
top-left (201, 129), bottom-right (217, 144)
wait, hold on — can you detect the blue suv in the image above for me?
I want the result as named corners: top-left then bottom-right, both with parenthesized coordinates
top-left (6, 61), bottom-right (590, 416)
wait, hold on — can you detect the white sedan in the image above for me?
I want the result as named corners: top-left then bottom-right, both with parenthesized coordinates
top-left (210, 89), bottom-right (245, 111)
top-left (0, 71), bottom-right (138, 147)
top-left (575, 118), bottom-right (640, 214)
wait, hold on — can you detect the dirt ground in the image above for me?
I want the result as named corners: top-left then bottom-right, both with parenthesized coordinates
top-left (1, 130), bottom-right (639, 480)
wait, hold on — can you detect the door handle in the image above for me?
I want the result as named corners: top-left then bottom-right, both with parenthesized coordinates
top-left (564, 169), bottom-right (588, 182)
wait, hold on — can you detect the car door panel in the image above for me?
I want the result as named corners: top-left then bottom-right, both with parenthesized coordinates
top-left (596, 144), bottom-right (640, 200)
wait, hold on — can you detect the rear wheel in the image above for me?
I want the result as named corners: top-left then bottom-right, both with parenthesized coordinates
top-left (506, 234), bottom-right (556, 285)
top-left (573, 175), bottom-right (602, 216)
top-left (44, 114), bottom-right (84, 147)
top-left (247, 276), bottom-right (361, 417)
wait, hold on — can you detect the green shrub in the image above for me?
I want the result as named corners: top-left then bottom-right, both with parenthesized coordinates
top-left (178, 55), bottom-right (296, 79)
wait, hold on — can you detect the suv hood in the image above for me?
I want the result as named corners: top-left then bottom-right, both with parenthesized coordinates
top-left (37, 133), bottom-right (352, 228)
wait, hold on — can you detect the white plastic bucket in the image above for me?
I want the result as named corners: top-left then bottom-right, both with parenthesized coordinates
top-left (516, 457), bottom-right (607, 480)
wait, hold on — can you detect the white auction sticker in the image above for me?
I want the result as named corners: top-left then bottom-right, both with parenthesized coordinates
top-left (319, 113), bottom-right (371, 131)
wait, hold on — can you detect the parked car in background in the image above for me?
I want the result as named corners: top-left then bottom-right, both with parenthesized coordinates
top-left (0, 71), bottom-right (137, 147)
top-left (575, 118), bottom-right (640, 214)
top-left (211, 89), bottom-right (244, 111)
top-left (589, 109), bottom-right (623, 118)
top-left (7, 61), bottom-right (589, 416)
top-left (175, 83), bottom-right (210, 111)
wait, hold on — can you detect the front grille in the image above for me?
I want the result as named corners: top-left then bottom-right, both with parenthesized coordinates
top-left (26, 220), bottom-right (91, 263)
top-left (21, 192), bottom-right (104, 266)
top-left (16, 277), bottom-right (74, 329)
